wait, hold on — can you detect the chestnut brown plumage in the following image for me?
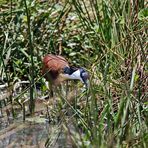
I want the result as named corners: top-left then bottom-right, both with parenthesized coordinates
top-left (42, 54), bottom-right (89, 97)
top-left (42, 54), bottom-right (69, 85)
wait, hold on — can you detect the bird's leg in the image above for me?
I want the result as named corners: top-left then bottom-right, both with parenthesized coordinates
top-left (48, 82), bottom-right (53, 98)
top-left (45, 81), bottom-right (53, 99)
top-left (65, 81), bottom-right (68, 102)
top-left (48, 82), bottom-right (57, 110)
top-left (44, 82), bottom-right (54, 122)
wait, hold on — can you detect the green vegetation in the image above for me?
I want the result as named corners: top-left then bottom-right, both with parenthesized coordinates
top-left (0, 0), bottom-right (147, 147)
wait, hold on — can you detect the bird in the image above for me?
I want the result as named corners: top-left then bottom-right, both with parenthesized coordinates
top-left (42, 54), bottom-right (89, 98)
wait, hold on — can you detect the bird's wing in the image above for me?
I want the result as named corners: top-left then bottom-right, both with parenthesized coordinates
top-left (42, 54), bottom-right (69, 73)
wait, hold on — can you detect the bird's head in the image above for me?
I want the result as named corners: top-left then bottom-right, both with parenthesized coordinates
top-left (63, 67), bottom-right (89, 88)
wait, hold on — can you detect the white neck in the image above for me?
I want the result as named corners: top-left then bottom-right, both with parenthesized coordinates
top-left (63, 69), bottom-right (83, 82)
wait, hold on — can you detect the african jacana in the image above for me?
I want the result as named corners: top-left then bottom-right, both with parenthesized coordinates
top-left (42, 54), bottom-right (89, 97)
